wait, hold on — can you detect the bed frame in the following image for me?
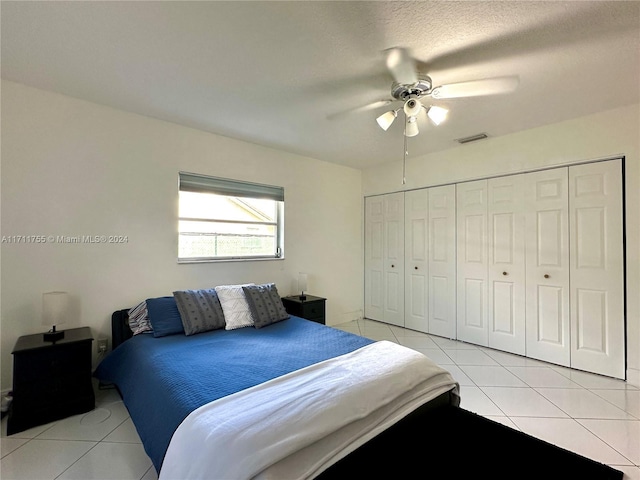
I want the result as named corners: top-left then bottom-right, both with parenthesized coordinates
top-left (109, 309), bottom-right (460, 477)
top-left (111, 309), bottom-right (135, 350)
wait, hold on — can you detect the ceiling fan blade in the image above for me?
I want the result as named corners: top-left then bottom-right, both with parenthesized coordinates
top-left (385, 47), bottom-right (418, 85)
top-left (431, 76), bottom-right (519, 99)
top-left (327, 99), bottom-right (394, 120)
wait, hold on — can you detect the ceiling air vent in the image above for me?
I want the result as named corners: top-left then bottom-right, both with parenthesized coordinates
top-left (456, 133), bottom-right (488, 144)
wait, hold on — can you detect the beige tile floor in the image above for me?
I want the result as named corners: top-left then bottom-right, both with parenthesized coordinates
top-left (2, 318), bottom-right (639, 479)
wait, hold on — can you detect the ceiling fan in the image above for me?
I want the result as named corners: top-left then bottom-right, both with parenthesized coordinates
top-left (333, 47), bottom-right (519, 184)
top-left (368, 47), bottom-right (519, 138)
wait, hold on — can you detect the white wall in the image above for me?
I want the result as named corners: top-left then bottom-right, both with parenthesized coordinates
top-left (0, 80), bottom-right (364, 391)
top-left (363, 103), bottom-right (640, 384)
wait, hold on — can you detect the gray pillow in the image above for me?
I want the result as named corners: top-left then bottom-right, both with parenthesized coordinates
top-left (242, 283), bottom-right (289, 329)
top-left (173, 289), bottom-right (226, 335)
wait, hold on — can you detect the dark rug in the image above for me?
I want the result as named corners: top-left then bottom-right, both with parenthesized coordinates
top-left (318, 404), bottom-right (623, 479)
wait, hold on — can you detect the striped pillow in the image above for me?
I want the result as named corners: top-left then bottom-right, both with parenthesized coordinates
top-left (127, 301), bottom-right (153, 335)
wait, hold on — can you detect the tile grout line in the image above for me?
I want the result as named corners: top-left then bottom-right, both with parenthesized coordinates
top-left (54, 441), bottom-right (102, 480)
top-left (533, 385), bottom-right (634, 421)
top-left (141, 465), bottom-right (155, 480)
top-left (587, 389), bottom-right (640, 421)
top-left (576, 418), bottom-right (638, 467)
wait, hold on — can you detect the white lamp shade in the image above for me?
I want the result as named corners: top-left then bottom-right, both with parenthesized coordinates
top-left (405, 116), bottom-right (419, 137)
top-left (376, 110), bottom-right (397, 131)
top-left (42, 292), bottom-right (69, 327)
top-left (403, 98), bottom-right (422, 117)
top-left (427, 105), bottom-right (448, 125)
top-left (298, 273), bottom-right (308, 293)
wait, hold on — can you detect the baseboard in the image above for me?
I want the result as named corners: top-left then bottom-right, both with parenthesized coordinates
top-left (627, 368), bottom-right (640, 388)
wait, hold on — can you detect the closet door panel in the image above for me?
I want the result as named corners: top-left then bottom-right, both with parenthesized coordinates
top-left (569, 159), bottom-right (624, 379)
top-left (457, 180), bottom-right (488, 346)
top-left (429, 185), bottom-right (457, 338)
top-left (383, 193), bottom-right (405, 326)
top-left (488, 175), bottom-right (526, 355)
top-left (365, 196), bottom-right (384, 321)
top-left (537, 285), bottom-right (565, 343)
top-left (525, 168), bottom-right (570, 366)
top-left (405, 189), bottom-right (429, 332)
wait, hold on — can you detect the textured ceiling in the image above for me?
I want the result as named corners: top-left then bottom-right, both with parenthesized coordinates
top-left (2, 1), bottom-right (639, 169)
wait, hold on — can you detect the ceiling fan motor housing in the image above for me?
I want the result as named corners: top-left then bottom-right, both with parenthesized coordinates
top-left (391, 74), bottom-right (433, 100)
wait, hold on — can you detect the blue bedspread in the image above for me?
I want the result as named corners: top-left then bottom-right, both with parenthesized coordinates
top-left (93, 317), bottom-right (373, 472)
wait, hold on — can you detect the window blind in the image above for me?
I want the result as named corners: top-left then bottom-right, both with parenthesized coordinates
top-left (179, 172), bottom-right (284, 201)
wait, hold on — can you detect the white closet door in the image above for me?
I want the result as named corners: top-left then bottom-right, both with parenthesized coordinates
top-left (383, 192), bottom-right (405, 326)
top-left (488, 175), bottom-right (526, 355)
top-left (428, 185), bottom-right (457, 338)
top-left (525, 168), bottom-right (570, 366)
top-left (364, 196), bottom-right (384, 321)
top-left (569, 160), bottom-right (625, 378)
top-left (405, 189), bottom-right (429, 332)
top-left (457, 180), bottom-right (489, 346)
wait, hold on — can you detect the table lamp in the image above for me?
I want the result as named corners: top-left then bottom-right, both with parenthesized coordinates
top-left (298, 273), bottom-right (308, 301)
top-left (42, 291), bottom-right (69, 342)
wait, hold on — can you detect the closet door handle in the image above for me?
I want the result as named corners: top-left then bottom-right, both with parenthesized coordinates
top-left (544, 274), bottom-right (550, 279)
top-left (415, 266), bottom-right (418, 270)
top-left (391, 264), bottom-right (395, 268)
top-left (502, 271), bottom-right (508, 276)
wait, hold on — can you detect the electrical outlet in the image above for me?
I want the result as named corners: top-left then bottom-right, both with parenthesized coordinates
top-left (97, 338), bottom-right (108, 354)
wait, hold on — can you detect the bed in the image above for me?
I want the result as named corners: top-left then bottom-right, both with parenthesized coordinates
top-left (94, 290), bottom-right (460, 479)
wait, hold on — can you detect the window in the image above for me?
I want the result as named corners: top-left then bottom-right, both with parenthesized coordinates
top-left (178, 172), bottom-right (284, 262)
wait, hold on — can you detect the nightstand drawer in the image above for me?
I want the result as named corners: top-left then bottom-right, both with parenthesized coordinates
top-left (300, 301), bottom-right (325, 320)
top-left (281, 295), bottom-right (326, 325)
top-left (13, 342), bottom-right (92, 382)
top-left (14, 372), bottom-right (91, 403)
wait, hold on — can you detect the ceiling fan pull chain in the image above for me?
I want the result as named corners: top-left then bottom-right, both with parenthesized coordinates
top-left (402, 128), bottom-right (408, 185)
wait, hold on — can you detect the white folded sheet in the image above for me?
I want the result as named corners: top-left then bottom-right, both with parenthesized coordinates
top-left (159, 340), bottom-right (459, 480)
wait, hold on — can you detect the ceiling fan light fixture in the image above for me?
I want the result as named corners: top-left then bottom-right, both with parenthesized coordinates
top-left (426, 105), bottom-right (448, 125)
top-left (403, 97), bottom-right (422, 117)
top-left (376, 110), bottom-right (397, 131)
top-left (405, 116), bottom-right (419, 137)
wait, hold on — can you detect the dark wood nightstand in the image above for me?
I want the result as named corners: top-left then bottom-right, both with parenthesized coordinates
top-left (7, 326), bottom-right (95, 435)
top-left (281, 295), bottom-right (326, 325)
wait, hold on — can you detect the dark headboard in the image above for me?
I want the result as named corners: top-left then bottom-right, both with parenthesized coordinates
top-left (112, 309), bottom-right (133, 350)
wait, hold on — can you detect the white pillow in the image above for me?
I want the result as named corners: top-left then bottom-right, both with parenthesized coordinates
top-left (214, 284), bottom-right (255, 330)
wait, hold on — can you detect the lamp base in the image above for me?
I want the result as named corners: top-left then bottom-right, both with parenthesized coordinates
top-left (43, 330), bottom-right (64, 342)
top-left (299, 294), bottom-right (307, 301)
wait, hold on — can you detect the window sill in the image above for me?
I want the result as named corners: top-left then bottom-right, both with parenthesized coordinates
top-left (178, 256), bottom-right (285, 264)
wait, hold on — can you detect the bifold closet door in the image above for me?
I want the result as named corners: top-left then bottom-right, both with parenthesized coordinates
top-left (457, 180), bottom-right (489, 346)
top-left (404, 186), bottom-right (456, 336)
top-left (365, 193), bottom-right (405, 326)
top-left (487, 175), bottom-right (526, 355)
top-left (428, 185), bottom-right (457, 338)
top-left (569, 159), bottom-right (624, 379)
top-left (405, 189), bottom-right (429, 332)
top-left (365, 196), bottom-right (384, 321)
top-left (525, 168), bottom-right (570, 367)
top-left (383, 193), bottom-right (405, 326)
